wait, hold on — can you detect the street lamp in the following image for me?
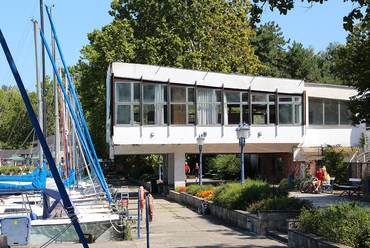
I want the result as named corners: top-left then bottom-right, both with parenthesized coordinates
top-left (196, 134), bottom-right (205, 186)
top-left (235, 122), bottom-right (249, 184)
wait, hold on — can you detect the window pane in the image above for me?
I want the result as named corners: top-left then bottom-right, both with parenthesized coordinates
top-left (226, 104), bottom-right (240, 124)
top-left (269, 105), bottom-right (276, 124)
top-left (197, 90), bottom-right (212, 103)
top-left (217, 105), bottom-right (222, 124)
top-left (134, 83), bottom-right (140, 102)
top-left (252, 95), bottom-right (266, 102)
top-left (116, 83), bottom-right (131, 102)
top-left (340, 101), bottom-right (351, 125)
top-left (143, 85), bottom-right (156, 103)
top-left (242, 105), bottom-right (249, 124)
top-left (171, 104), bottom-right (186, 124)
top-left (197, 103), bottom-right (213, 124)
top-left (117, 105), bottom-right (131, 124)
top-left (279, 97), bottom-right (292, 102)
top-left (242, 93), bottom-right (249, 102)
top-left (143, 104), bottom-right (155, 125)
top-left (171, 87), bottom-right (186, 103)
top-left (325, 99), bottom-right (338, 125)
top-left (216, 90), bottom-right (221, 102)
top-left (133, 105), bottom-right (140, 124)
top-left (295, 104), bottom-right (302, 124)
top-left (161, 85), bottom-right (167, 102)
top-left (225, 92), bottom-right (240, 103)
top-left (294, 97), bottom-right (301, 102)
top-left (160, 105), bottom-right (168, 124)
top-left (188, 88), bottom-right (195, 102)
top-left (252, 104), bottom-right (267, 124)
top-left (188, 104), bottom-right (195, 124)
top-left (279, 104), bottom-right (293, 124)
top-left (309, 98), bottom-right (323, 125)
top-left (269, 95), bottom-right (276, 102)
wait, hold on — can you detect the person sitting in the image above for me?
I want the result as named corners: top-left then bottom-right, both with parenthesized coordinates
top-left (320, 166), bottom-right (330, 193)
top-left (309, 167), bottom-right (323, 193)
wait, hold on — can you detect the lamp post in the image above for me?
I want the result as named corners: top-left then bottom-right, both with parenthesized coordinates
top-left (196, 134), bottom-right (205, 186)
top-left (235, 122), bottom-right (249, 184)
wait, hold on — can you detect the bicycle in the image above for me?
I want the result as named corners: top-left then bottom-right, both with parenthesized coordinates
top-left (197, 200), bottom-right (209, 215)
top-left (299, 176), bottom-right (318, 193)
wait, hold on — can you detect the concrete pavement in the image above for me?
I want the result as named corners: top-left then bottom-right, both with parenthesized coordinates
top-left (31, 179), bottom-right (287, 248)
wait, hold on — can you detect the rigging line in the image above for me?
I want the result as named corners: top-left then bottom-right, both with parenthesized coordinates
top-left (60, 90), bottom-right (97, 196)
top-left (18, 127), bottom-right (36, 150)
top-left (0, 87), bottom-right (16, 125)
top-left (2, 108), bottom-right (25, 151)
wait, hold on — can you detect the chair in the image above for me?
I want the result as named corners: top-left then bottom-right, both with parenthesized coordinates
top-left (321, 177), bottom-right (335, 194)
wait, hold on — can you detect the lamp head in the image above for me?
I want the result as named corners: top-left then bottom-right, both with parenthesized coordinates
top-left (196, 134), bottom-right (205, 146)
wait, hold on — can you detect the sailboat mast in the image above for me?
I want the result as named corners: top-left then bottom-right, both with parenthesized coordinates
top-left (40, 0), bottom-right (47, 140)
top-left (32, 19), bottom-right (43, 168)
top-left (51, 5), bottom-right (60, 168)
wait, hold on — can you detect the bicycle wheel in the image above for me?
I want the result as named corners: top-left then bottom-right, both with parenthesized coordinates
top-left (301, 181), bottom-right (311, 193)
top-left (197, 203), bottom-right (204, 215)
top-left (299, 180), bottom-right (307, 193)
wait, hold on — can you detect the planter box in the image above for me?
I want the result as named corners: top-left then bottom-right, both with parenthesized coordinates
top-left (169, 190), bottom-right (301, 236)
top-left (288, 229), bottom-right (351, 248)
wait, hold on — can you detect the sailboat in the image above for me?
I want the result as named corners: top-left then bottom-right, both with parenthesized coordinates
top-left (0, 4), bottom-right (123, 244)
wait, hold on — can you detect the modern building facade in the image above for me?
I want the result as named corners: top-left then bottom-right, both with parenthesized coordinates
top-left (106, 62), bottom-right (364, 189)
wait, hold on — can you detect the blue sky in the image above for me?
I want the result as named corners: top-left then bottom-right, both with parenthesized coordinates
top-left (0, 1), bottom-right (359, 92)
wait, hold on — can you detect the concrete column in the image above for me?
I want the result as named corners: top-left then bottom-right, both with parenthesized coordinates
top-left (163, 154), bottom-right (168, 185)
top-left (167, 152), bottom-right (186, 189)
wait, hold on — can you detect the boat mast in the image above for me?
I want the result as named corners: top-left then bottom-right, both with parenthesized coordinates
top-left (51, 5), bottom-right (60, 168)
top-left (32, 18), bottom-right (43, 168)
top-left (40, 0), bottom-right (47, 141)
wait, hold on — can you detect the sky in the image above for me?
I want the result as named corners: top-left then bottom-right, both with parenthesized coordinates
top-left (0, 1), bottom-right (360, 92)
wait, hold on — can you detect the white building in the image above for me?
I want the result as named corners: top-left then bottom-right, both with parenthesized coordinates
top-left (106, 62), bottom-right (364, 190)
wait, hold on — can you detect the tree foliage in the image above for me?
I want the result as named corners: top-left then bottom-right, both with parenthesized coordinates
top-left (78, 0), bottom-right (268, 158)
top-left (0, 78), bottom-right (56, 150)
top-left (321, 144), bottom-right (348, 184)
top-left (337, 25), bottom-right (370, 124)
top-left (250, 0), bottom-right (370, 32)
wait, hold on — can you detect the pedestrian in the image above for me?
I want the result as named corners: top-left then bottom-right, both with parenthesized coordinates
top-left (185, 162), bottom-right (190, 182)
top-left (193, 163), bottom-right (200, 182)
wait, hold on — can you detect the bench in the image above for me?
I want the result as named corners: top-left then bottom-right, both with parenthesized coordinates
top-left (338, 178), bottom-right (362, 198)
top-left (321, 177), bottom-right (335, 194)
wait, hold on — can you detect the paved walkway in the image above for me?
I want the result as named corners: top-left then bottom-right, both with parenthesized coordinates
top-left (31, 179), bottom-right (287, 248)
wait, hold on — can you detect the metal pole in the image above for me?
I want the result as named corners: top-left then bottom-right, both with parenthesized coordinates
top-left (199, 145), bottom-right (203, 186)
top-left (31, 18), bottom-right (43, 168)
top-left (138, 188), bottom-right (141, 239)
top-left (40, 0), bottom-right (47, 138)
top-left (146, 196), bottom-right (150, 248)
top-left (241, 138), bottom-right (245, 184)
top-left (159, 155), bottom-right (161, 182)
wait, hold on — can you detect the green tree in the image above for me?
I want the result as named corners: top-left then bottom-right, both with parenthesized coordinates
top-left (284, 41), bottom-right (317, 80)
top-left (78, 0), bottom-right (267, 158)
top-left (250, 0), bottom-right (369, 32)
top-left (250, 21), bottom-right (290, 78)
top-left (336, 25), bottom-right (370, 124)
top-left (321, 145), bottom-right (348, 184)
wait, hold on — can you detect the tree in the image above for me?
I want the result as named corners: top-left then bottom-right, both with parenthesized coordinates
top-left (250, 21), bottom-right (290, 78)
top-left (78, 0), bottom-right (267, 158)
top-left (250, 0), bottom-right (370, 32)
top-left (321, 145), bottom-right (348, 184)
top-left (284, 41), bottom-right (317, 80)
top-left (336, 25), bottom-right (370, 124)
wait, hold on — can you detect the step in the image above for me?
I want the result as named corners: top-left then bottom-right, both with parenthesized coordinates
top-left (268, 230), bottom-right (288, 244)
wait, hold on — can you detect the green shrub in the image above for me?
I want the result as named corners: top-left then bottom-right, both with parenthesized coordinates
top-left (279, 177), bottom-right (307, 190)
top-left (246, 196), bottom-right (313, 214)
top-left (0, 166), bottom-right (21, 175)
top-left (213, 179), bottom-right (288, 210)
top-left (128, 164), bottom-right (155, 181)
top-left (185, 184), bottom-right (214, 196)
top-left (299, 202), bottom-right (370, 247)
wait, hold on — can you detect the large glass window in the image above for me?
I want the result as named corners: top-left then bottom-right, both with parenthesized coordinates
top-left (224, 91), bottom-right (241, 125)
top-left (143, 84), bottom-right (168, 125)
top-left (197, 89), bottom-right (221, 125)
top-left (278, 96), bottom-right (302, 125)
top-left (170, 87), bottom-right (195, 124)
top-left (251, 94), bottom-right (275, 125)
top-left (309, 98), bottom-right (351, 125)
top-left (115, 81), bottom-right (140, 125)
